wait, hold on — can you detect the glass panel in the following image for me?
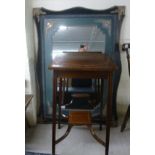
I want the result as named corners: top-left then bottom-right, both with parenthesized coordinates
top-left (44, 17), bottom-right (112, 56)
top-left (53, 25), bottom-right (106, 53)
top-left (42, 16), bottom-right (113, 116)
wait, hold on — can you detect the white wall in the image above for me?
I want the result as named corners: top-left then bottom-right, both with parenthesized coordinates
top-left (25, 0), bottom-right (37, 126)
top-left (25, 0), bottom-right (130, 125)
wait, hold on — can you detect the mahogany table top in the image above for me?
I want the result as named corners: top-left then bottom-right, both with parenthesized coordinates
top-left (49, 52), bottom-right (117, 72)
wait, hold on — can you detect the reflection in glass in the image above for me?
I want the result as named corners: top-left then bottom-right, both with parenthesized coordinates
top-left (44, 18), bottom-right (110, 56)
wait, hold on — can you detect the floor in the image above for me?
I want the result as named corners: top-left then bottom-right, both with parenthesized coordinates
top-left (25, 121), bottom-right (130, 155)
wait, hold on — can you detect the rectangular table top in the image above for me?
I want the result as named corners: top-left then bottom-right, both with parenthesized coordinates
top-left (49, 52), bottom-right (117, 72)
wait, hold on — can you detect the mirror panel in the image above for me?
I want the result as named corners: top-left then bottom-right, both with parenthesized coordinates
top-left (34, 7), bottom-right (125, 119)
top-left (43, 17), bottom-right (114, 56)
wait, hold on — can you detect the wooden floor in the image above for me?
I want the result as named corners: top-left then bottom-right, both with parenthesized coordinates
top-left (26, 123), bottom-right (130, 155)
